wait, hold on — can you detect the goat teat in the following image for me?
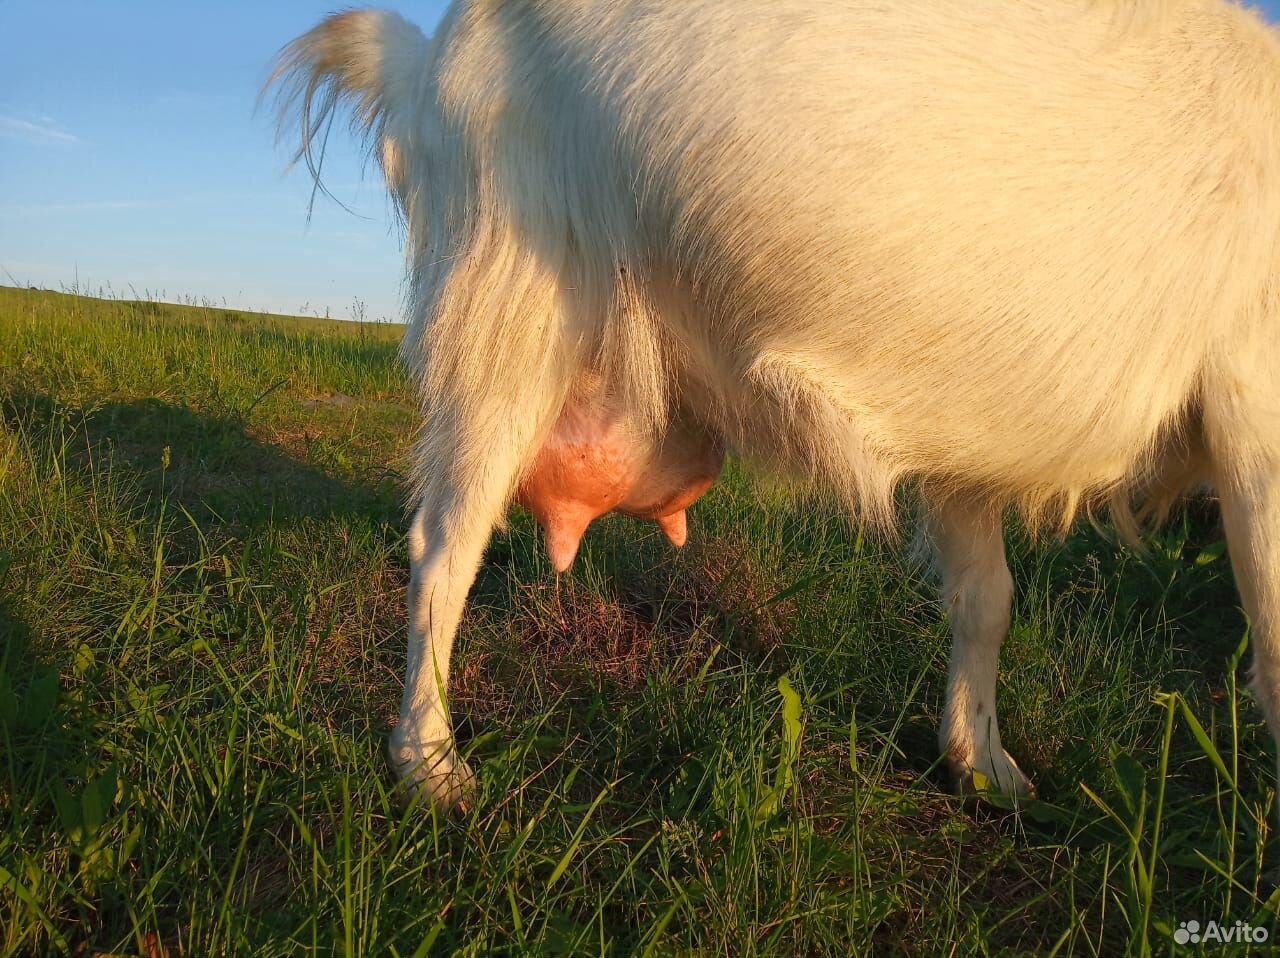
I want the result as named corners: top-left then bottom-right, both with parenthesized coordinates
top-left (516, 397), bottom-right (724, 572)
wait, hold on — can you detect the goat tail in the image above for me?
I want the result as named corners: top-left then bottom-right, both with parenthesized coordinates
top-left (264, 9), bottom-right (433, 210)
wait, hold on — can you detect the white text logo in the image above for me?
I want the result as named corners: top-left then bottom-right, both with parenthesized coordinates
top-left (1173, 919), bottom-right (1269, 946)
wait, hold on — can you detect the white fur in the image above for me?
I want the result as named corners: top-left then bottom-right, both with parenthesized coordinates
top-left (270, 0), bottom-right (1280, 804)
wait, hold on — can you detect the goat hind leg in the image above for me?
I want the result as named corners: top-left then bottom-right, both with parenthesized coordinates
top-left (928, 495), bottom-right (1034, 798)
top-left (389, 392), bottom-right (557, 809)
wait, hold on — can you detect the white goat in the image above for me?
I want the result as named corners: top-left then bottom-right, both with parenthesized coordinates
top-left (271, 0), bottom-right (1280, 807)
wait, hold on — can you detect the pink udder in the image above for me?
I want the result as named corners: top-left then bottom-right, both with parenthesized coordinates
top-left (516, 397), bottom-right (723, 572)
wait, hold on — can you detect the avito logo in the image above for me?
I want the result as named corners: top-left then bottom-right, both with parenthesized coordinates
top-left (1173, 919), bottom-right (1269, 946)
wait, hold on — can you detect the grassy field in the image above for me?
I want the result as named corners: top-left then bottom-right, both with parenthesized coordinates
top-left (0, 285), bottom-right (1276, 956)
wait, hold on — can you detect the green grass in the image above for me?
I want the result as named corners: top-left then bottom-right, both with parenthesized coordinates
top-left (0, 284), bottom-right (1276, 956)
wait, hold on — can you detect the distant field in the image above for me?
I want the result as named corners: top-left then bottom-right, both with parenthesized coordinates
top-left (0, 285), bottom-right (1274, 956)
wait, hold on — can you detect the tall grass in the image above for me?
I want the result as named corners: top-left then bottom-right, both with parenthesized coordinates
top-left (0, 286), bottom-right (1275, 955)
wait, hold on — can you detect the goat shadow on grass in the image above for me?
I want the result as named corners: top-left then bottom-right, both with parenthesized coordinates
top-left (1, 388), bottom-right (405, 536)
top-left (1, 388), bottom-right (417, 825)
top-left (2, 386), bottom-right (419, 742)
top-left (0, 593), bottom-right (98, 837)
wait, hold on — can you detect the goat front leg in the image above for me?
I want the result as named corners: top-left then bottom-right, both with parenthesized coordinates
top-left (927, 495), bottom-right (1034, 798)
top-left (1206, 362), bottom-right (1280, 813)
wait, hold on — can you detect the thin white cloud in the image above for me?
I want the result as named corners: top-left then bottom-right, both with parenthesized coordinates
top-left (0, 191), bottom-right (298, 217)
top-left (0, 114), bottom-right (79, 144)
top-left (154, 90), bottom-right (218, 109)
top-left (0, 199), bottom-right (146, 216)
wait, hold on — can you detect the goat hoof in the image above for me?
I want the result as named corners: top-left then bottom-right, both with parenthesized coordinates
top-left (388, 738), bottom-right (478, 812)
top-left (948, 749), bottom-right (1035, 801)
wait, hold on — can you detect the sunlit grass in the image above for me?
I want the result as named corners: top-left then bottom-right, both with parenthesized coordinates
top-left (0, 285), bottom-right (1274, 956)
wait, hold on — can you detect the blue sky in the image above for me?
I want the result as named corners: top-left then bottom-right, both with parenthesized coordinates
top-left (1, 1), bottom-right (450, 322)
top-left (2, 1), bottom-right (1278, 323)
